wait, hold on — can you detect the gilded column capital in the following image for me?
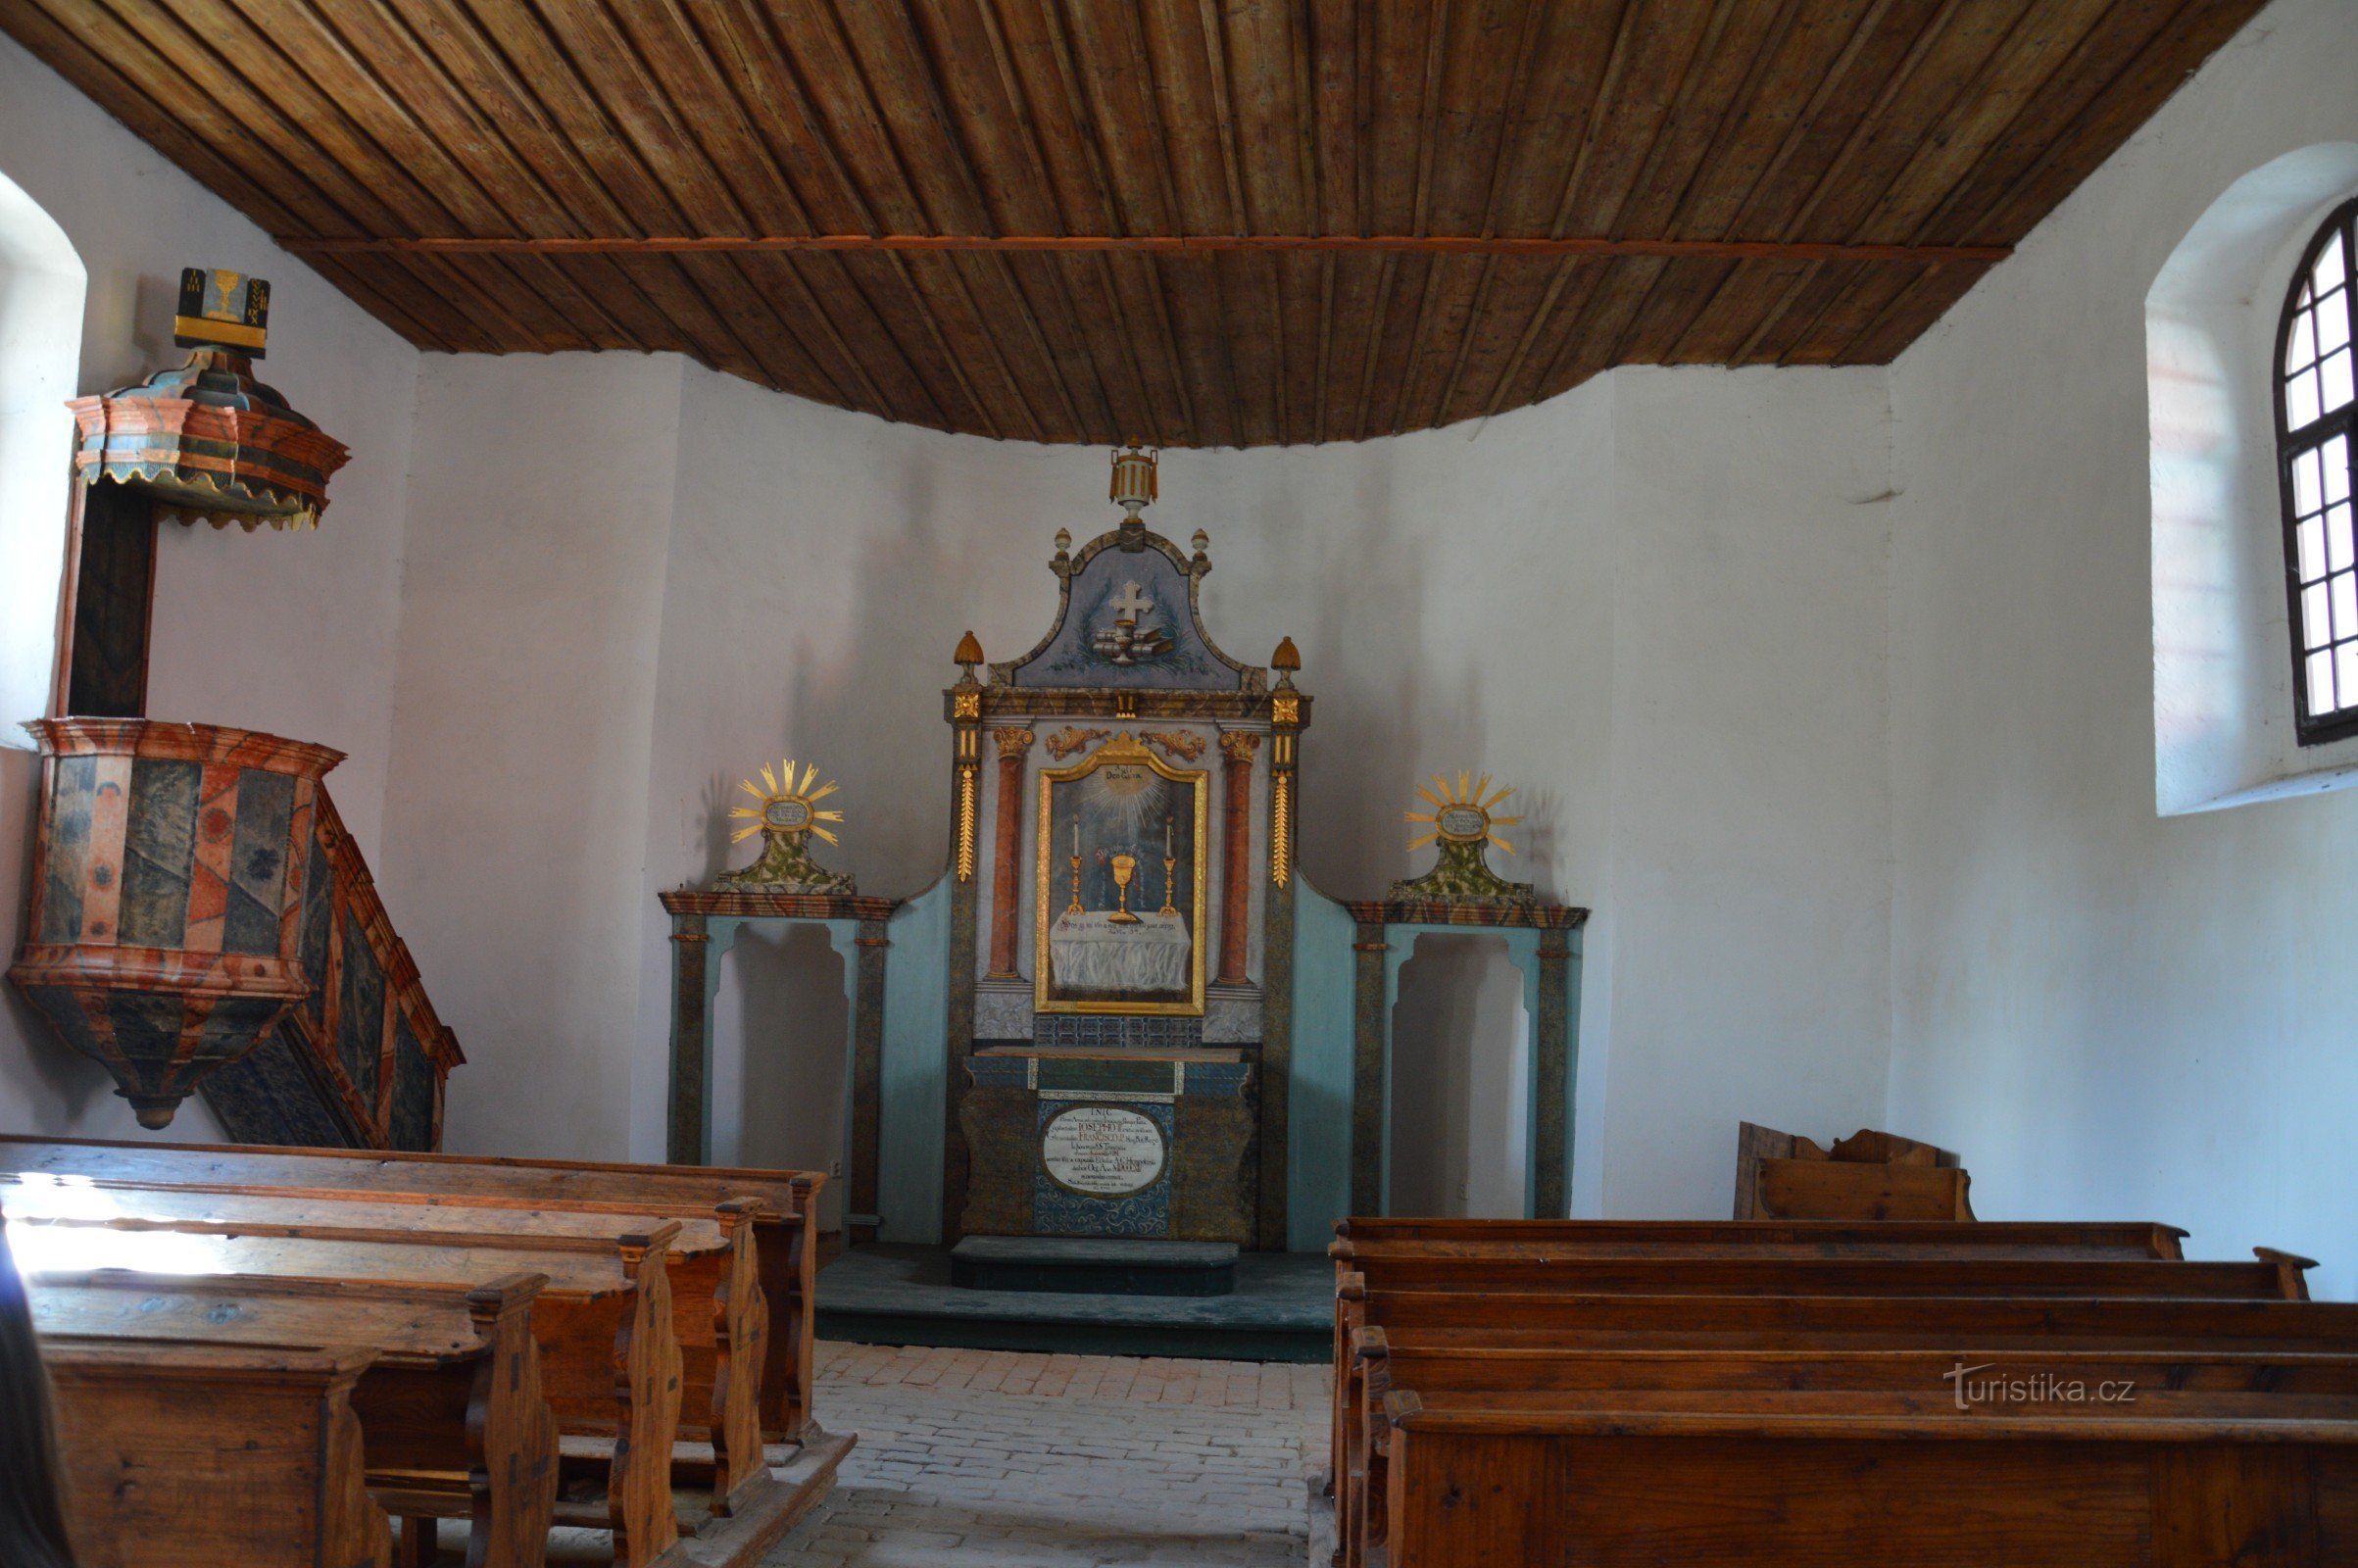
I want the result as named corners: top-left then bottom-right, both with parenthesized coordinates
top-left (1217, 731), bottom-right (1262, 764)
top-left (993, 726), bottom-right (1036, 758)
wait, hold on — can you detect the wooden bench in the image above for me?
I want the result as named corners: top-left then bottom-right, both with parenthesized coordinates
top-left (9, 1204), bottom-right (685, 1567)
top-left (32, 1269), bottom-right (558, 1568)
top-left (1347, 1323), bottom-right (2358, 1568)
top-left (1325, 1244), bottom-right (2312, 1501)
top-left (1331, 1217), bottom-right (2187, 1257)
top-left (1338, 1252), bottom-right (2314, 1299)
top-left (1333, 1283), bottom-right (2358, 1568)
top-left (0, 1135), bottom-right (824, 1445)
top-left (4, 1175), bottom-right (768, 1523)
top-left (1735, 1119), bottom-right (1974, 1219)
top-left (43, 1337), bottom-right (394, 1568)
top-left (1381, 1383), bottom-right (2358, 1565)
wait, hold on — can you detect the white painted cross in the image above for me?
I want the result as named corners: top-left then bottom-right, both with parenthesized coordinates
top-left (1110, 581), bottom-right (1154, 623)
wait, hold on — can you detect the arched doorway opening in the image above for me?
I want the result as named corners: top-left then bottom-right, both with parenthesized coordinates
top-left (1386, 932), bottom-right (1529, 1217)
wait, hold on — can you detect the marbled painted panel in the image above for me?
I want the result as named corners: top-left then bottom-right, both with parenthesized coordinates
top-left (116, 758), bottom-right (197, 949)
top-left (390, 1015), bottom-right (435, 1151)
top-left (337, 908), bottom-right (383, 1103)
top-left (223, 768), bottom-right (294, 956)
top-left (296, 832), bottom-right (334, 1030)
top-left (37, 755), bottom-right (96, 943)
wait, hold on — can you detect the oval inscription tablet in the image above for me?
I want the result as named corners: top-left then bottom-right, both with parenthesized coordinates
top-left (1437, 805), bottom-right (1487, 839)
top-left (1041, 1105), bottom-right (1166, 1197)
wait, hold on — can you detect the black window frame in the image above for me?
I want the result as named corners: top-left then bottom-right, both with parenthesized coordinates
top-left (2277, 195), bottom-right (2358, 747)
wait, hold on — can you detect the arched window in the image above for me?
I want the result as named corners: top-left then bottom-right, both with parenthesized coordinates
top-left (2280, 197), bottom-right (2358, 744)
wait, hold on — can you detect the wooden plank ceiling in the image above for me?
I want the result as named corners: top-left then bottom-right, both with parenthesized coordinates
top-left (4, 0), bottom-right (2264, 447)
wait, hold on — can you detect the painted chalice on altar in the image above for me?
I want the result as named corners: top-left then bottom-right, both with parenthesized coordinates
top-left (710, 756), bottom-right (858, 895)
top-left (1036, 733), bottom-right (1208, 1016)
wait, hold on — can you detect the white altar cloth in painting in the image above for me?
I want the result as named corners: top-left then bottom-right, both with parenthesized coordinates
top-left (1049, 910), bottom-right (1190, 994)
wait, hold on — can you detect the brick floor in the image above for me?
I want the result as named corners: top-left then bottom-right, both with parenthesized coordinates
top-left (763, 1342), bottom-right (1332, 1567)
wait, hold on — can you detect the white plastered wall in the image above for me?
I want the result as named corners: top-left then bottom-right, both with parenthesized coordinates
top-left (1886, 0), bottom-right (2358, 1298)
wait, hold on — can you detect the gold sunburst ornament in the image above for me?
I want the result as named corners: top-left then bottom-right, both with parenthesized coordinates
top-left (1391, 771), bottom-right (1536, 906)
top-left (711, 758), bottom-right (858, 895)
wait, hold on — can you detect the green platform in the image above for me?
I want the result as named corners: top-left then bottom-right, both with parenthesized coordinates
top-left (816, 1243), bottom-right (1331, 1362)
top-left (950, 1235), bottom-right (1240, 1297)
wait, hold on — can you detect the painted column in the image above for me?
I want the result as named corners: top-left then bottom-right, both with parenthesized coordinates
top-left (942, 654), bottom-right (985, 1243)
top-left (1534, 930), bottom-right (1573, 1219)
top-left (1214, 730), bottom-right (1258, 985)
top-left (985, 727), bottom-right (1034, 979)
top-left (1350, 922), bottom-right (1391, 1217)
top-left (1259, 681), bottom-right (1302, 1250)
top-left (666, 912), bottom-right (711, 1165)
top-left (850, 916), bottom-right (891, 1241)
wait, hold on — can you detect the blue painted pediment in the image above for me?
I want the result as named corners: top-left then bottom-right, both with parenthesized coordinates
top-left (995, 522), bottom-right (1262, 693)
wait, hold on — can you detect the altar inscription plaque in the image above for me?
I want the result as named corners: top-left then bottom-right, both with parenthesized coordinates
top-left (1041, 1104), bottom-right (1166, 1197)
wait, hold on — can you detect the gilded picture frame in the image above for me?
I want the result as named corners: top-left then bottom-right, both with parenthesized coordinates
top-left (1034, 732), bottom-right (1210, 1016)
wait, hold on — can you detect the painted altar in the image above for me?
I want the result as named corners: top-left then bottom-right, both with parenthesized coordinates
top-left (662, 451), bottom-right (1587, 1251)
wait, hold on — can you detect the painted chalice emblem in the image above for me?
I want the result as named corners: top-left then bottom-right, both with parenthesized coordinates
top-left (1107, 853), bottom-right (1142, 923)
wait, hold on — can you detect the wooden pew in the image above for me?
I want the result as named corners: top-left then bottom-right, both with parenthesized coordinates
top-left (1347, 1326), bottom-right (2358, 1568)
top-left (1331, 1216), bottom-right (2188, 1257)
top-left (1735, 1119), bottom-right (1975, 1219)
top-left (31, 1269), bottom-right (558, 1568)
top-left (43, 1337), bottom-right (394, 1568)
top-left (9, 1210), bottom-right (685, 1568)
top-left (1382, 1383), bottom-right (2358, 1566)
top-left (0, 1134), bottom-right (823, 1446)
top-left (1324, 1245), bottom-right (2311, 1501)
top-left (1337, 1251), bottom-right (2313, 1299)
top-left (4, 1176), bottom-right (767, 1521)
top-left (1328, 1254), bottom-right (2319, 1562)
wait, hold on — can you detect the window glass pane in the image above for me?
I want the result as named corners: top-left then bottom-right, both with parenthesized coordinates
top-left (2328, 435), bottom-right (2352, 504)
top-left (2320, 230), bottom-right (2347, 295)
top-left (2305, 582), bottom-right (2333, 648)
top-left (2288, 304), bottom-right (2317, 369)
top-left (2309, 648), bottom-right (2337, 712)
top-left (2338, 643), bottom-right (2358, 711)
top-left (2324, 348), bottom-right (2355, 414)
top-left (2300, 516), bottom-right (2327, 580)
top-left (2334, 571), bottom-right (2358, 641)
top-left (2321, 289), bottom-right (2352, 356)
top-left (2290, 368), bottom-right (2322, 428)
top-left (2294, 445), bottom-right (2325, 514)
top-left (2331, 504), bottom-right (2355, 573)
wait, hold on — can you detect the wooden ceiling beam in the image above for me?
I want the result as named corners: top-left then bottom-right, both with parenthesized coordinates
top-left (176, 0), bottom-right (599, 353)
top-left (25, 0), bottom-right (498, 353)
top-left (1109, 0), bottom-right (1241, 447)
top-left (1428, 0), bottom-right (1551, 428)
top-left (1022, 4), bottom-right (1195, 446)
top-left (963, 0), bottom-right (1153, 440)
top-left (1510, 0), bottom-right (1731, 408)
top-left (1347, 0), bottom-right (1439, 439)
top-left (1021, 0), bottom-right (1195, 442)
top-left (0, 0), bottom-right (2259, 445)
top-left (857, 0), bottom-right (1105, 441)
top-left (1600, 0), bottom-right (1810, 368)
top-left (698, 0), bottom-right (967, 426)
top-left (1477, 0), bottom-right (1640, 419)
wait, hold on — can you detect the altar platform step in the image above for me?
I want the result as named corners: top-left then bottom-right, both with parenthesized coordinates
top-left (950, 1235), bottom-right (1238, 1297)
top-left (815, 1243), bottom-right (1330, 1363)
